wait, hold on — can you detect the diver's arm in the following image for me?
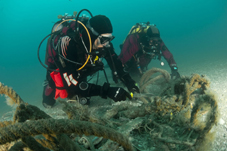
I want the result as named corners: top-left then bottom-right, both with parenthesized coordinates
top-left (58, 63), bottom-right (132, 101)
top-left (104, 44), bottom-right (139, 93)
top-left (104, 43), bottom-right (132, 79)
top-left (160, 40), bottom-right (177, 67)
top-left (160, 40), bottom-right (180, 79)
top-left (56, 62), bottom-right (106, 99)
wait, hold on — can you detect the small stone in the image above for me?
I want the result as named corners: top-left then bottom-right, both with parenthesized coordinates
top-left (219, 118), bottom-right (225, 125)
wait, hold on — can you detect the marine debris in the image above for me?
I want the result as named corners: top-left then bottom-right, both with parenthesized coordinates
top-left (0, 68), bottom-right (218, 151)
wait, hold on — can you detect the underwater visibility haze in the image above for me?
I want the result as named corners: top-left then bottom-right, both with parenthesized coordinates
top-left (0, 0), bottom-right (227, 150)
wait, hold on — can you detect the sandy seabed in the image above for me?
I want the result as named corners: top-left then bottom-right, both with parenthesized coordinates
top-left (0, 58), bottom-right (227, 151)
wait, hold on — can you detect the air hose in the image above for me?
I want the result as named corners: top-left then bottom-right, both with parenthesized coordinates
top-left (54, 19), bottom-right (92, 71)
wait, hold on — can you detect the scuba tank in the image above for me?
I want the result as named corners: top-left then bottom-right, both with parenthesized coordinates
top-left (51, 11), bottom-right (89, 33)
top-left (57, 12), bottom-right (78, 20)
top-left (121, 22), bottom-right (152, 46)
top-left (120, 22), bottom-right (151, 50)
top-left (38, 9), bottom-right (94, 72)
top-left (128, 22), bottom-right (151, 35)
top-left (51, 12), bottom-right (77, 33)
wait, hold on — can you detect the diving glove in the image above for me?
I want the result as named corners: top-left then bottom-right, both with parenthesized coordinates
top-left (126, 82), bottom-right (140, 93)
top-left (121, 73), bottom-right (140, 93)
top-left (171, 65), bottom-right (180, 79)
top-left (107, 87), bottom-right (132, 102)
top-left (100, 82), bottom-right (132, 102)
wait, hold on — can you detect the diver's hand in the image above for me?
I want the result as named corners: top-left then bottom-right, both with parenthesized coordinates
top-left (89, 48), bottom-right (107, 57)
top-left (100, 82), bottom-right (132, 101)
top-left (121, 73), bottom-right (140, 93)
top-left (171, 66), bottom-right (180, 79)
top-left (126, 82), bottom-right (140, 93)
top-left (107, 87), bottom-right (132, 102)
top-left (112, 71), bottom-right (118, 83)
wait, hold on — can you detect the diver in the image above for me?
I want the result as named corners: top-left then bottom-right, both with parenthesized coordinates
top-left (38, 10), bottom-right (139, 108)
top-left (118, 22), bottom-right (180, 79)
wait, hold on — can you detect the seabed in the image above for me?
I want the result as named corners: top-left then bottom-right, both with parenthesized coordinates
top-left (0, 68), bottom-right (218, 151)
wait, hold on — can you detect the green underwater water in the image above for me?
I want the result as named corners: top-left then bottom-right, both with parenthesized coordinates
top-left (0, 0), bottom-right (227, 119)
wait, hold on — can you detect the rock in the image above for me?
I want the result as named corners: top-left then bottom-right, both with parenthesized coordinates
top-left (219, 118), bottom-right (225, 125)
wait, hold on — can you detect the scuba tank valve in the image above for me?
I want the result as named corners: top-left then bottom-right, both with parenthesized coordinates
top-left (58, 11), bottom-right (77, 20)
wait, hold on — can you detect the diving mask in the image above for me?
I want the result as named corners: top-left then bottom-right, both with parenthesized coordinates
top-left (143, 39), bottom-right (159, 51)
top-left (94, 34), bottom-right (114, 48)
top-left (99, 34), bottom-right (115, 45)
top-left (93, 33), bottom-right (115, 50)
top-left (142, 38), bottom-right (161, 58)
top-left (149, 39), bottom-right (161, 46)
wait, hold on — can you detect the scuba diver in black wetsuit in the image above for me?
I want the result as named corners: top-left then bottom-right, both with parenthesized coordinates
top-left (38, 9), bottom-right (139, 108)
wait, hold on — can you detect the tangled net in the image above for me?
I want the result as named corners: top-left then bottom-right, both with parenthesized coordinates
top-left (0, 68), bottom-right (218, 151)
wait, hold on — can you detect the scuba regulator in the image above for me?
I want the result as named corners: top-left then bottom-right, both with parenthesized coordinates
top-left (141, 41), bottom-right (165, 67)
